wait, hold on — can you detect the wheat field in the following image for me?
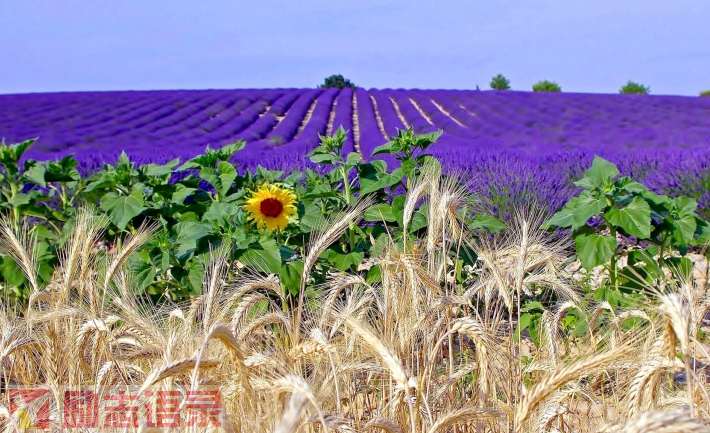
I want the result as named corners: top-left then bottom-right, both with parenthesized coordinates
top-left (0, 170), bottom-right (709, 433)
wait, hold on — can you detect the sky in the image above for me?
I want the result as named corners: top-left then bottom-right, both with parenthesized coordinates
top-left (1, 0), bottom-right (709, 96)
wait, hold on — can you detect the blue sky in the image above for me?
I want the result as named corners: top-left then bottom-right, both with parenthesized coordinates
top-left (1, 0), bottom-right (708, 95)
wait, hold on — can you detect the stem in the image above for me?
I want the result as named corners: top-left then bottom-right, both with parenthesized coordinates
top-left (9, 182), bottom-right (20, 231)
top-left (609, 226), bottom-right (618, 291)
top-left (61, 185), bottom-right (68, 209)
top-left (659, 234), bottom-right (667, 268)
top-left (686, 354), bottom-right (695, 418)
top-left (339, 166), bottom-right (352, 205)
top-left (28, 214), bottom-right (61, 235)
top-left (339, 165), bottom-right (356, 252)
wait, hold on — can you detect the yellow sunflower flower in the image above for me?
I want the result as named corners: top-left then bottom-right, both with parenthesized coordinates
top-left (244, 183), bottom-right (297, 231)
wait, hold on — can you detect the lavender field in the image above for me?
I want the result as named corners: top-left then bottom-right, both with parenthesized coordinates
top-left (2, 88), bottom-right (710, 213)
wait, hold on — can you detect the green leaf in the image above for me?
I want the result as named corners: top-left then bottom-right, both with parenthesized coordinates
top-left (371, 141), bottom-right (395, 156)
top-left (309, 153), bottom-right (336, 164)
top-left (408, 207), bottom-right (428, 232)
top-left (672, 196), bottom-right (698, 215)
top-left (131, 253), bottom-right (158, 292)
top-left (400, 159), bottom-right (417, 179)
top-left (255, 166), bottom-right (284, 182)
top-left (593, 286), bottom-right (622, 305)
top-left (43, 156), bottom-right (80, 183)
top-left (199, 161), bottom-right (237, 197)
top-left (521, 301), bottom-right (544, 313)
top-left (667, 256), bottom-right (693, 280)
top-left (184, 260), bottom-right (206, 296)
top-left (391, 195), bottom-right (406, 227)
top-left (283, 171), bottom-right (303, 185)
top-left (364, 204), bottom-right (397, 222)
top-left (671, 216), bottom-right (697, 246)
top-left (0, 256), bottom-right (26, 287)
top-left (366, 265), bottom-right (382, 284)
top-left (219, 140), bottom-right (246, 156)
top-left (298, 202), bottom-right (323, 232)
top-left (345, 152), bottom-right (361, 166)
top-left (116, 151), bottom-right (132, 170)
top-left (604, 196), bottom-right (651, 239)
top-left (323, 249), bottom-right (365, 271)
top-left (172, 184), bottom-right (196, 204)
top-left (514, 313), bottom-right (532, 341)
top-left (303, 184), bottom-right (336, 200)
top-left (627, 247), bottom-right (663, 280)
top-left (0, 138), bottom-right (36, 176)
top-left (358, 164), bottom-right (403, 195)
top-left (100, 187), bottom-right (146, 230)
top-left (640, 189), bottom-right (670, 207)
top-left (470, 214), bottom-right (507, 233)
top-left (203, 202), bottom-right (238, 223)
top-left (239, 238), bottom-right (282, 274)
top-left (142, 159), bottom-right (180, 177)
top-left (693, 219), bottom-right (710, 245)
top-left (9, 193), bottom-right (32, 208)
top-left (280, 261), bottom-right (303, 296)
top-left (575, 156), bottom-right (619, 188)
top-left (173, 222), bottom-right (212, 258)
top-left (547, 191), bottom-right (606, 229)
top-left (615, 177), bottom-right (647, 193)
top-left (575, 233), bottom-right (616, 270)
top-left (24, 163), bottom-right (47, 187)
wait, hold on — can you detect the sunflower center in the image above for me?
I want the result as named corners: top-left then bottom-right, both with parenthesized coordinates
top-left (260, 198), bottom-right (283, 218)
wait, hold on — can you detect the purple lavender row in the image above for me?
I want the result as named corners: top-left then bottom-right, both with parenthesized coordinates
top-left (145, 94), bottom-right (243, 137)
top-left (354, 88), bottom-right (388, 158)
top-left (268, 91), bottom-right (302, 117)
top-left (204, 90), bottom-right (283, 142)
top-left (3, 92), bottom-right (172, 144)
top-left (266, 89), bottom-right (322, 145)
top-left (384, 90), bottom-right (436, 133)
top-left (292, 88), bottom-right (339, 148)
top-left (369, 90), bottom-right (406, 137)
top-left (12, 94), bottom-right (183, 156)
top-left (330, 88), bottom-right (356, 154)
top-left (408, 92), bottom-right (469, 137)
top-left (234, 94), bottom-right (294, 142)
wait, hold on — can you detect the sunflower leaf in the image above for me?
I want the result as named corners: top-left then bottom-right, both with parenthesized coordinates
top-left (239, 238), bottom-right (282, 275)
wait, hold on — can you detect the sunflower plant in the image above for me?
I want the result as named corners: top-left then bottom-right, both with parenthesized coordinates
top-left (0, 128), bottom-right (505, 305)
top-left (245, 183), bottom-right (298, 231)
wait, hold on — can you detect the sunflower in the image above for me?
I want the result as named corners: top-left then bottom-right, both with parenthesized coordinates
top-left (244, 183), bottom-right (297, 231)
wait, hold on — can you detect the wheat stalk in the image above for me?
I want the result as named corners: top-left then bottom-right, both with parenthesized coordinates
top-left (138, 358), bottom-right (219, 394)
top-left (363, 418), bottom-right (403, 433)
top-left (606, 410), bottom-right (710, 433)
top-left (516, 346), bottom-right (633, 426)
top-left (427, 407), bottom-right (502, 433)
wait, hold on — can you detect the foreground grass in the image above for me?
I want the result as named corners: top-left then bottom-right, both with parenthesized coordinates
top-left (0, 172), bottom-right (709, 432)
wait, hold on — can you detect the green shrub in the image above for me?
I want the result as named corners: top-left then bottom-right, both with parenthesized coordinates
top-left (319, 74), bottom-right (357, 89)
top-left (490, 74), bottom-right (511, 91)
top-left (699, 90), bottom-right (710, 97)
top-left (619, 81), bottom-right (650, 94)
top-left (547, 156), bottom-right (709, 305)
top-left (532, 80), bottom-right (561, 92)
top-left (0, 129), bottom-right (505, 303)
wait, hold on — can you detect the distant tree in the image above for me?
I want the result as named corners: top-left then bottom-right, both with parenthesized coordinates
top-left (700, 90), bottom-right (710, 97)
top-left (532, 80), bottom-right (561, 92)
top-left (319, 74), bottom-right (357, 89)
top-left (619, 81), bottom-right (650, 94)
top-left (490, 74), bottom-right (511, 90)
